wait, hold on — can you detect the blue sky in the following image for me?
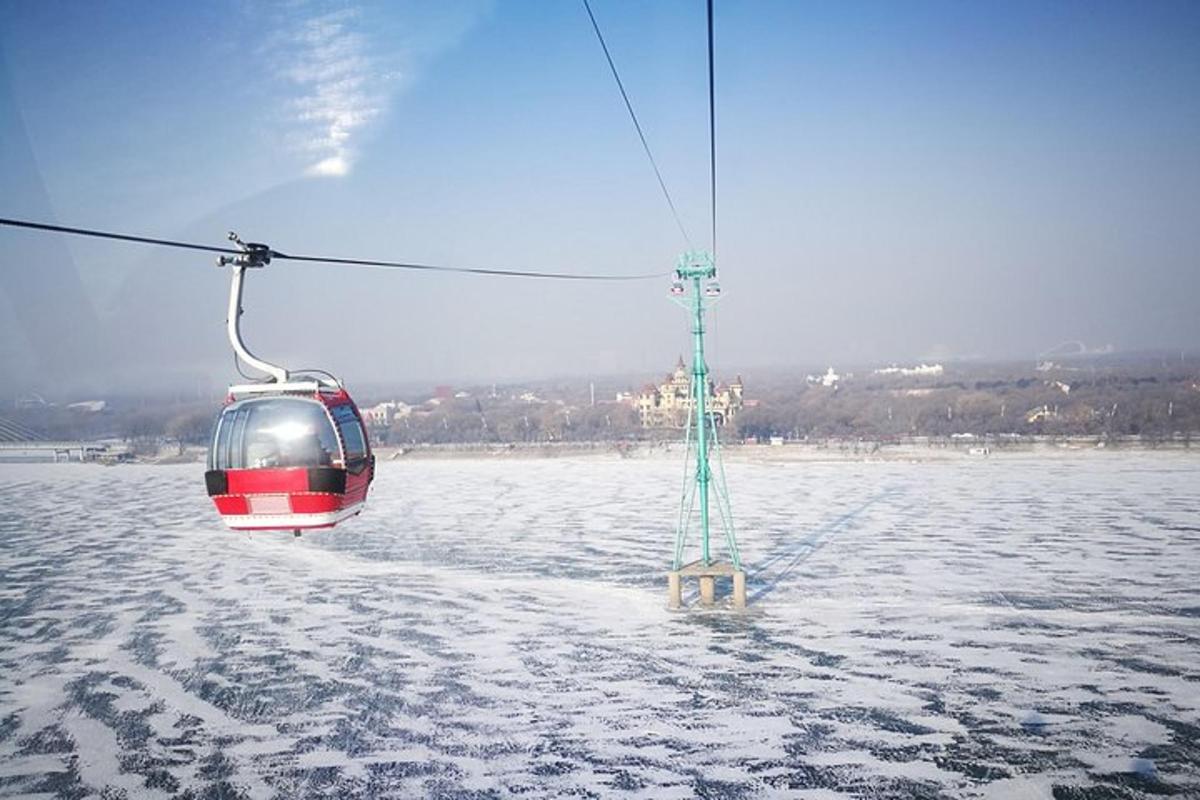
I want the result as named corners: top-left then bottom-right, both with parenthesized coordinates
top-left (1, 0), bottom-right (1198, 392)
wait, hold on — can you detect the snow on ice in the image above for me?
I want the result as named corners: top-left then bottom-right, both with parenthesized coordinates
top-left (1, 453), bottom-right (1199, 797)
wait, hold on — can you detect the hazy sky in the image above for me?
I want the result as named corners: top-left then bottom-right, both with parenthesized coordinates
top-left (1, 0), bottom-right (1198, 395)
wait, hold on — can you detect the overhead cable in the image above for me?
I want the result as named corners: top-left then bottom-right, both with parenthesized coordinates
top-left (581, 0), bottom-right (693, 249)
top-left (0, 217), bottom-right (242, 256)
top-left (707, 0), bottom-right (717, 260)
top-left (0, 217), bottom-right (667, 281)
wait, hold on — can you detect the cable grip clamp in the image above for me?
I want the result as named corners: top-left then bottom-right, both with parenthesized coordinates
top-left (217, 232), bottom-right (272, 268)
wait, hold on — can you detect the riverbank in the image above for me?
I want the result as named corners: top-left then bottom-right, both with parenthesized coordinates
top-left (374, 435), bottom-right (1199, 463)
top-left (9, 434), bottom-right (1197, 466)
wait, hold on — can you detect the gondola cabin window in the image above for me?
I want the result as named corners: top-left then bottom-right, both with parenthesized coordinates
top-left (209, 397), bottom-right (342, 470)
top-left (331, 403), bottom-right (368, 471)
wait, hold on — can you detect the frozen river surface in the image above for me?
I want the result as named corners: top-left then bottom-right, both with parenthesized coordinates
top-left (1, 453), bottom-right (1199, 798)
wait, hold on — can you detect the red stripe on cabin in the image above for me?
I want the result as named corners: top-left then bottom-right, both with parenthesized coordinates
top-left (213, 495), bottom-right (249, 515)
top-left (289, 493), bottom-right (343, 514)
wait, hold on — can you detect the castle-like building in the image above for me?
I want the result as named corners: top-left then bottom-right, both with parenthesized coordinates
top-left (621, 357), bottom-right (744, 428)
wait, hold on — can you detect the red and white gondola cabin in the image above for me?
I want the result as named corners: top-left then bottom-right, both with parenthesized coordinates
top-left (205, 381), bottom-right (374, 532)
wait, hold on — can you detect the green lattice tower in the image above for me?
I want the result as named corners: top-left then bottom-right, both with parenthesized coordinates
top-left (669, 251), bottom-right (741, 571)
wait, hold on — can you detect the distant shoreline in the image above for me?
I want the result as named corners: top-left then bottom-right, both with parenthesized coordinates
top-left (371, 436), bottom-right (1199, 463)
top-left (144, 435), bottom-right (1200, 466)
top-left (4, 435), bottom-right (1198, 467)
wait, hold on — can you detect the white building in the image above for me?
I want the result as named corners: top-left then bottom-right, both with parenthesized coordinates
top-left (67, 400), bottom-right (107, 413)
top-left (873, 363), bottom-right (944, 377)
top-left (364, 401), bottom-right (412, 427)
top-left (807, 367), bottom-right (840, 388)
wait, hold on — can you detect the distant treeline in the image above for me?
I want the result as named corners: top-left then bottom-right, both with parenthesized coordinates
top-left (735, 366), bottom-right (1200, 443)
top-left (8, 359), bottom-right (1200, 451)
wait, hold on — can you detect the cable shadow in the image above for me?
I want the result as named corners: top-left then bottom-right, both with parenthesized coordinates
top-left (747, 488), bottom-right (899, 605)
